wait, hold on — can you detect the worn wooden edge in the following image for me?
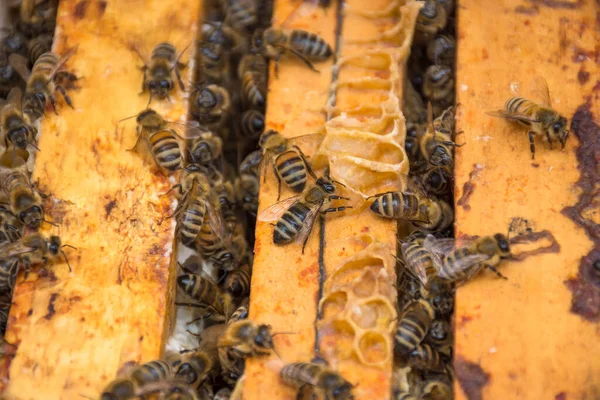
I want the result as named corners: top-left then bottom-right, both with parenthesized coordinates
top-left (0, 1), bottom-right (200, 398)
top-left (454, 1), bottom-right (600, 399)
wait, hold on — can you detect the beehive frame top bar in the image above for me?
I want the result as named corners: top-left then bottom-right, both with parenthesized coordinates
top-left (1, 1), bottom-right (199, 398)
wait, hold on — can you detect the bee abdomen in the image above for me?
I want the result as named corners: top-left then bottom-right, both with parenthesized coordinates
top-left (275, 151), bottom-right (308, 193)
top-left (242, 72), bottom-right (266, 108)
top-left (179, 200), bottom-right (206, 245)
top-left (152, 42), bottom-right (177, 61)
top-left (195, 221), bottom-right (220, 255)
top-left (289, 30), bottom-right (332, 60)
top-left (227, 0), bottom-right (257, 32)
top-left (223, 264), bottom-right (251, 298)
top-left (149, 130), bottom-right (182, 172)
top-left (505, 97), bottom-right (537, 119)
top-left (273, 203), bottom-right (310, 245)
top-left (407, 343), bottom-right (445, 371)
top-left (280, 362), bottom-right (321, 387)
top-left (130, 360), bottom-right (172, 385)
top-left (439, 248), bottom-right (471, 281)
top-left (31, 52), bottom-right (58, 74)
top-left (395, 300), bottom-right (435, 354)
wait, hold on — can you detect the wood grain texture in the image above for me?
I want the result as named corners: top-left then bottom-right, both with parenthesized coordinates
top-left (0, 1), bottom-right (199, 398)
top-left (454, 1), bottom-right (600, 399)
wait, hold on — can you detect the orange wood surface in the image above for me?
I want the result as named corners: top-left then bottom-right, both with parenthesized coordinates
top-left (0, 1), bottom-right (199, 398)
top-left (454, 1), bottom-right (600, 399)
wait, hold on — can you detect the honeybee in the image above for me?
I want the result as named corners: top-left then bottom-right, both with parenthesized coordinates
top-left (219, 320), bottom-right (279, 358)
top-left (280, 361), bottom-right (355, 400)
top-left (427, 35), bottom-right (456, 67)
top-left (407, 343), bottom-right (447, 371)
top-left (214, 388), bottom-right (232, 400)
top-left (189, 131), bottom-right (223, 165)
top-left (235, 173), bottom-right (259, 216)
top-left (176, 272), bottom-right (233, 322)
top-left (9, 46), bottom-right (77, 122)
top-left (419, 104), bottom-right (461, 168)
top-left (223, 262), bottom-right (251, 298)
top-left (395, 299), bottom-right (435, 355)
top-left (487, 77), bottom-right (569, 159)
top-left (0, 157), bottom-right (44, 229)
top-left (1, 31), bottom-right (28, 58)
top-left (239, 150), bottom-right (262, 177)
top-left (369, 188), bottom-right (453, 232)
top-left (259, 129), bottom-right (320, 200)
top-left (100, 360), bottom-right (175, 400)
top-left (229, 300), bottom-right (249, 323)
top-left (27, 34), bottom-right (53, 67)
top-left (415, 0), bottom-right (448, 44)
top-left (198, 42), bottom-right (229, 84)
top-left (0, 87), bottom-right (38, 151)
top-left (401, 234), bottom-right (440, 289)
top-left (173, 349), bottom-right (216, 390)
top-left (135, 42), bottom-right (188, 103)
top-left (190, 83), bottom-right (230, 132)
top-left (421, 378), bottom-right (453, 400)
top-left (19, 0), bottom-right (58, 37)
top-left (222, 0), bottom-right (258, 33)
top-left (211, 179), bottom-right (237, 228)
top-left (421, 166), bottom-right (453, 196)
top-left (416, 233), bottom-right (512, 284)
top-left (0, 232), bottom-right (74, 278)
top-left (425, 319), bottom-right (453, 348)
top-left (205, 225), bottom-right (248, 272)
top-left (258, 175), bottom-right (351, 252)
top-left (201, 21), bottom-right (246, 53)
top-left (171, 164), bottom-right (226, 247)
top-left (239, 109), bottom-right (265, 139)
top-left (0, 54), bottom-right (24, 99)
top-left (0, 208), bottom-right (22, 245)
top-left (0, 258), bottom-right (19, 295)
top-left (127, 108), bottom-right (203, 174)
top-left (253, 28), bottom-right (333, 75)
top-left (422, 66), bottom-right (454, 106)
top-left (0, 292), bottom-right (11, 334)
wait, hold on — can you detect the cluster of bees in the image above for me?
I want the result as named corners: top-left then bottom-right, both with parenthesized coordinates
top-left (102, 0), bottom-right (357, 399)
top-left (0, 0), bottom-right (79, 335)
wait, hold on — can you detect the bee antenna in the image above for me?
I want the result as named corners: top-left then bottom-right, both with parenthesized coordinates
top-left (61, 250), bottom-right (72, 272)
top-left (27, 141), bottom-right (40, 151)
top-left (146, 94), bottom-right (152, 109)
top-left (185, 329), bottom-right (203, 337)
top-left (271, 346), bottom-right (282, 360)
top-left (41, 219), bottom-right (59, 227)
top-left (118, 114), bottom-right (138, 123)
top-left (271, 331), bottom-right (297, 337)
top-left (62, 244), bottom-right (78, 250)
top-left (332, 179), bottom-right (345, 187)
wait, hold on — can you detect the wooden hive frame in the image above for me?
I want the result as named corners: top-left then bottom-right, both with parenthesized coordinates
top-left (1, 0), bottom-right (599, 399)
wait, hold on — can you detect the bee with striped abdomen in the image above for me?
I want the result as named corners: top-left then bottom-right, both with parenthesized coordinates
top-left (202, 225), bottom-right (247, 272)
top-left (280, 361), bottom-right (355, 400)
top-left (421, 165), bottom-right (453, 196)
top-left (415, 0), bottom-right (448, 44)
top-left (176, 272), bottom-right (233, 322)
top-left (221, 0), bottom-right (258, 33)
top-left (238, 53), bottom-right (267, 109)
top-left (198, 42), bottom-right (229, 84)
top-left (27, 34), bottom-right (53, 67)
top-left (422, 66), bottom-right (454, 109)
top-left (219, 320), bottom-right (279, 358)
top-left (188, 130), bottom-right (223, 166)
top-left (173, 349), bottom-right (216, 391)
top-left (239, 109), bottom-right (265, 139)
top-left (134, 42), bottom-right (188, 103)
top-left (126, 108), bottom-right (204, 174)
top-left (100, 360), bottom-right (175, 400)
top-left (487, 77), bottom-right (568, 159)
top-left (201, 21), bottom-right (246, 54)
top-left (9, 46), bottom-right (77, 122)
top-left (421, 233), bottom-right (512, 283)
top-left (253, 28), bottom-right (333, 76)
top-left (395, 299), bottom-right (435, 355)
top-left (407, 343), bottom-right (447, 372)
top-left (223, 263), bottom-right (251, 298)
top-left (0, 156), bottom-right (43, 229)
top-left (258, 174), bottom-right (351, 252)
top-left (259, 129), bottom-right (320, 200)
top-left (235, 173), bottom-right (259, 216)
top-left (427, 35), bottom-right (456, 67)
top-left (0, 87), bottom-right (38, 152)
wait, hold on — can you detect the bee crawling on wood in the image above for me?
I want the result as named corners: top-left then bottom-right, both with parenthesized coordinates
top-left (487, 77), bottom-right (569, 159)
top-left (0, 87), bottom-right (38, 152)
top-left (133, 42), bottom-right (189, 104)
top-left (9, 46), bottom-right (78, 122)
top-left (258, 172), bottom-right (351, 253)
top-left (280, 358), bottom-right (356, 400)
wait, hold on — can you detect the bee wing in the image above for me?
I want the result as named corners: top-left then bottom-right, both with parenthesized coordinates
top-left (531, 76), bottom-right (552, 108)
top-left (422, 234), bottom-right (459, 256)
top-left (257, 195), bottom-right (301, 222)
top-left (485, 109), bottom-right (540, 124)
top-left (206, 197), bottom-right (231, 246)
top-left (8, 53), bottom-right (30, 81)
top-left (294, 203), bottom-right (321, 246)
top-left (0, 241), bottom-right (35, 258)
top-left (287, 133), bottom-right (325, 150)
top-left (6, 87), bottom-right (23, 109)
top-left (166, 120), bottom-right (211, 140)
top-left (47, 45), bottom-right (79, 82)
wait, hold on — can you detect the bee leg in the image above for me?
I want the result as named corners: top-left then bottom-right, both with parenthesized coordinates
top-left (284, 47), bottom-right (319, 73)
top-left (22, 258), bottom-right (31, 282)
top-left (274, 170), bottom-right (282, 201)
top-left (48, 94), bottom-right (58, 115)
top-left (322, 206), bottom-right (352, 213)
top-left (486, 265), bottom-right (508, 280)
top-left (294, 145), bottom-right (317, 179)
top-left (301, 220), bottom-right (317, 255)
top-left (528, 131), bottom-right (536, 160)
top-left (545, 132), bottom-right (553, 149)
top-left (55, 85), bottom-right (74, 109)
top-left (174, 66), bottom-right (185, 91)
top-left (441, 140), bottom-right (464, 147)
top-left (274, 52), bottom-right (281, 79)
top-left (296, 385), bottom-right (310, 400)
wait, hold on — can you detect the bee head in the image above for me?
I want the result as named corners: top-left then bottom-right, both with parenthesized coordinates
top-left (493, 233), bottom-right (511, 257)
top-left (194, 87), bottom-right (217, 110)
top-left (175, 361), bottom-right (199, 385)
top-left (550, 116), bottom-right (569, 149)
top-left (429, 145), bottom-right (453, 167)
top-left (101, 379), bottom-right (135, 400)
top-left (191, 142), bottom-right (212, 164)
top-left (148, 79), bottom-right (173, 99)
top-left (254, 324), bottom-right (274, 350)
top-left (321, 373), bottom-right (354, 400)
top-left (316, 177), bottom-right (336, 194)
top-left (259, 129), bottom-right (282, 151)
top-left (19, 205), bottom-right (43, 229)
top-left (9, 127), bottom-right (29, 149)
top-left (47, 236), bottom-right (61, 256)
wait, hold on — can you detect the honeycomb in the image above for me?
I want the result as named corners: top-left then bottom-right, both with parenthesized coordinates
top-left (313, 1), bottom-right (422, 199)
top-left (318, 234), bottom-right (397, 368)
